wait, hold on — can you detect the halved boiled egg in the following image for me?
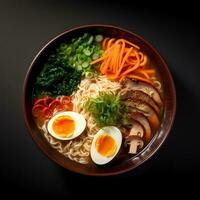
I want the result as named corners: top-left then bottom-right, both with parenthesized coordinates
top-left (90, 126), bottom-right (122, 165)
top-left (47, 111), bottom-right (86, 140)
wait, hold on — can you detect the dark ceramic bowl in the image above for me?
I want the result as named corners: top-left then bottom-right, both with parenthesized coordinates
top-left (23, 25), bottom-right (176, 176)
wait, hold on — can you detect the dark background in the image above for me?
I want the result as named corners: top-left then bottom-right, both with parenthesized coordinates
top-left (1, 0), bottom-right (200, 197)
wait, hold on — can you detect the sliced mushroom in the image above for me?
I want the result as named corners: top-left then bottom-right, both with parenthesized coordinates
top-left (130, 122), bottom-right (143, 137)
top-left (128, 138), bottom-right (144, 154)
top-left (123, 79), bottom-right (163, 107)
top-left (125, 135), bottom-right (144, 154)
top-left (125, 99), bottom-right (160, 134)
top-left (121, 90), bottom-right (160, 114)
top-left (125, 120), bottom-right (144, 154)
top-left (129, 112), bottom-right (152, 142)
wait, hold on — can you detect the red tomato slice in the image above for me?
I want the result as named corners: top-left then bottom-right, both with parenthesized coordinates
top-left (32, 104), bottom-right (45, 117)
top-left (54, 103), bottom-right (65, 113)
top-left (49, 99), bottom-right (60, 111)
top-left (34, 96), bottom-right (54, 106)
top-left (44, 97), bottom-right (54, 106)
top-left (60, 96), bottom-right (71, 105)
top-left (34, 99), bottom-right (46, 106)
top-left (64, 102), bottom-right (73, 111)
top-left (42, 107), bottom-right (53, 119)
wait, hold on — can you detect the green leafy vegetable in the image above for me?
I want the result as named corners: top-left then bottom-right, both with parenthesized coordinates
top-left (84, 92), bottom-right (128, 126)
top-left (33, 33), bottom-right (104, 98)
top-left (34, 54), bottom-right (81, 98)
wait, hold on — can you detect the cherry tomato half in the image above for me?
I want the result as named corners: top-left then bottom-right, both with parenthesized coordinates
top-left (34, 96), bottom-right (54, 106)
top-left (54, 103), bottom-right (65, 113)
top-left (64, 102), bottom-right (73, 111)
top-left (44, 96), bottom-right (54, 106)
top-left (49, 99), bottom-right (60, 111)
top-left (34, 98), bottom-right (46, 106)
top-left (32, 104), bottom-right (45, 117)
top-left (60, 96), bottom-right (71, 105)
top-left (42, 107), bottom-right (53, 119)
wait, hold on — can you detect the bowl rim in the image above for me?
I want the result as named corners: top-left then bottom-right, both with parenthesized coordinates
top-left (23, 24), bottom-right (176, 176)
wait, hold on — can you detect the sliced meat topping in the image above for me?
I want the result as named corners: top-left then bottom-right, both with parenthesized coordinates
top-left (129, 112), bottom-right (152, 142)
top-left (123, 79), bottom-right (163, 107)
top-left (121, 90), bottom-right (160, 114)
top-left (125, 99), bottom-right (160, 134)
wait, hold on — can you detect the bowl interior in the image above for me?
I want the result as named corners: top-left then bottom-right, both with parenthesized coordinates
top-left (23, 25), bottom-right (176, 176)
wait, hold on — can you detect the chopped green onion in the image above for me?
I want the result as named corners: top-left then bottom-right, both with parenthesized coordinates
top-left (82, 62), bottom-right (89, 68)
top-left (83, 49), bottom-right (92, 56)
top-left (56, 33), bottom-right (103, 77)
top-left (84, 71), bottom-right (93, 78)
top-left (87, 36), bottom-right (94, 45)
top-left (82, 33), bottom-right (89, 39)
top-left (77, 65), bottom-right (82, 71)
top-left (92, 53), bottom-right (99, 60)
top-left (95, 35), bottom-right (103, 42)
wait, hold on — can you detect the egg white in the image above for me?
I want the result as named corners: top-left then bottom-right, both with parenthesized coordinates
top-left (47, 111), bottom-right (86, 140)
top-left (90, 126), bottom-right (122, 165)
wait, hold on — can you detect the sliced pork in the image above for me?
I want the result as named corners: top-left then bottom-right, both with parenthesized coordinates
top-left (121, 90), bottom-right (160, 114)
top-left (125, 99), bottom-right (160, 134)
top-left (129, 112), bottom-right (152, 142)
top-left (123, 79), bottom-right (163, 107)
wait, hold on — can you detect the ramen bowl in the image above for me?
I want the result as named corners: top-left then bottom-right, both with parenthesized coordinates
top-left (23, 25), bottom-right (176, 176)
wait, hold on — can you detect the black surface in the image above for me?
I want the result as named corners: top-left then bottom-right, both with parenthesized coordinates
top-left (1, 0), bottom-right (200, 197)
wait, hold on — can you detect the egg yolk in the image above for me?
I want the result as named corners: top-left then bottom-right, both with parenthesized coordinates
top-left (95, 133), bottom-right (117, 157)
top-left (52, 115), bottom-right (75, 138)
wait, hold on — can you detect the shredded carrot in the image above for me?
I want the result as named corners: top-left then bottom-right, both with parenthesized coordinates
top-left (102, 37), bottom-right (110, 50)
top-left (142, 69), bottom-right (156, 74)
top-left (107, 38), bottom-right (115, 49)
top-left (90, 38), bottom-right (155, 84)
top-left (90, 56), bottom-right (105, 65)
top-left (138, 71), bottom-right (150, 79)
top-left (124, 39), bottom-right (140, 49)
top-left (127, 75), bottom-right (152, 84)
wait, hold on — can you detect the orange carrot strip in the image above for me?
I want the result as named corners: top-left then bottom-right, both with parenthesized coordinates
top-left (90, 56), bottom-right (105, 65)
top-left (127, 74), bottom-right (153, 84)
top-left (120, 52), bottom-right (140, 76)
top-left (114, 45), bottom-right (121, 73)
top-left (124, 39), bottom-right (140, 49)
top-left (109, 44), bottom-right (116, 70)
top-left (140, 55), bottom-right (147, 66)
top-left (119, 75), bottom-right (126, 82)
top-left (137, 70), bottom-right (150, 79)
top-left (138, 69), bottom-right (156, 74)
top-left (90, 45), bottom-right (115, 65)
top-left (111, 44), bottom-right (120, 73)
top-left (129, 52), bottom-right (137, 56)
top-left (138, 52), bottom-right (144, 61)
top-left (117, 47), bottom-right (133, 75)
top-left (101, 56), bottom-right (112, 74)
top-left (118, 40), bottom-right (125, 69)
top-left (102, 37), bottom-right (109, 50)
top-left (100, 62), bottom-right (105, 72)
top-left (107, 38), bottom-right (115, 49)
top-left (97, 37), bottom-right (153, 84)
